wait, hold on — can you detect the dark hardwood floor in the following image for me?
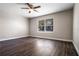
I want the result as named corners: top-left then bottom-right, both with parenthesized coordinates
top-left (0, 37), bottom-right (78, 56)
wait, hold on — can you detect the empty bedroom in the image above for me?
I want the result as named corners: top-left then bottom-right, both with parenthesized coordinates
top-left (0, 3), bottom-right (79, 56)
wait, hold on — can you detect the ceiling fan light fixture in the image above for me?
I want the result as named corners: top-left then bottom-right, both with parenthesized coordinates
top-left (29, 9), bottom-right (33, 11)
top-left (21, 3), bottom-right (41, 13)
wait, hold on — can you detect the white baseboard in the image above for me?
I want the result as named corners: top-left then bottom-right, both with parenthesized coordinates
top-left (30, 35), bottom-right (73, 42)
top-left (0, 35), bottom-right (73, 42)
top-left (0, 35), bottom-right (29, 41)
top-left (73, 41), bottom-right (79, 55)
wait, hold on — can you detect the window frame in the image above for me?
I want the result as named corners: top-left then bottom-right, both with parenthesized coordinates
top-left (37, 18), bottom-right (53, 33)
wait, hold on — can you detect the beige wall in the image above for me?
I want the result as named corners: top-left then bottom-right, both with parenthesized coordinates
top-left (0, 17), bottom-right (29, 41)
top-left (73, 4), bottom-right (79, 55)
top-left (0, 4), bottom-right (29, 41)
top-left (30, 9), bottom-right (73, 41)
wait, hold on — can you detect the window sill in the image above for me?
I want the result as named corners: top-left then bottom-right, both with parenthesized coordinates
top-left (37, 31), bottom-right (53, 33)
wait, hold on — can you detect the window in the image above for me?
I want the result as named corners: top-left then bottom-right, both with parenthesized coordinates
top-left (38, 19), bottom-right (53, 32)
top-left (39, 20), bottom-right (44, 31)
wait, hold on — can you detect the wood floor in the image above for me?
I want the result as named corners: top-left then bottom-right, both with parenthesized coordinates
top-left (0, 37), bottom-right (78, 56)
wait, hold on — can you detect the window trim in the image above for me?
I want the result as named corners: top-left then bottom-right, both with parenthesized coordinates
top-left (37, 19), bottom-right (53, 33)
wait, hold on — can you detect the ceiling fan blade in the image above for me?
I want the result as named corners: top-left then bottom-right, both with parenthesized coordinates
top-left (33, 10), bottom-right (38, 12)
top-left (21, 8), bottom-right (29, 9)
top-left (25, 3), bottom-right (27, 5)
top-left (33, 6), bottom-right (41, 9)
top-left (26, 3), bottom-right (33, 8)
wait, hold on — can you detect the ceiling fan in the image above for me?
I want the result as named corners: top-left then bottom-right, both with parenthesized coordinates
top-left (21, 3), bottom-right (41, 13)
